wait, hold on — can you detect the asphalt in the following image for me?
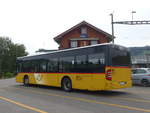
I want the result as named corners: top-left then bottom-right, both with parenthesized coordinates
top-left (0, 78), bottom-right (150, 113)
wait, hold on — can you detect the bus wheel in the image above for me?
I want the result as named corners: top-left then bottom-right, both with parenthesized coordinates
top-left (141, 79), bottom-right (149, 87)
top-left (23, 75), bottom-right (29, 86)
top-left (61, 77), bottom-right (72, 92)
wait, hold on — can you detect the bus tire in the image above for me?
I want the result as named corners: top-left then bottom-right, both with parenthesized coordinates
top-left (23, 75), bottom-right (29, 86)
top-left (141, 79), bottom-right (149, 87)
top-left (61, 77), bottom-right (72, 92)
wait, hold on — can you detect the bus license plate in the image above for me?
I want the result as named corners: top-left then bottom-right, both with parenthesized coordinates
top-left (119, 82), bottom-right (126, 85)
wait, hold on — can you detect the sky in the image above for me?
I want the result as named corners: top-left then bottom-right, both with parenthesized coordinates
top-left (0, 0), bottom-right (150, 54)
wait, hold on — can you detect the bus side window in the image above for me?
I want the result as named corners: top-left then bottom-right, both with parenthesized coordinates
top-left (39, 60), bottom-right (47, 72)
top-left (22, 61), bottom-right (29, 72)
top-left (59, 56), bottom-right (75, 73)
top-left (75, 55), bottom-right (87, 73)
top-left (47, 61), bottom-right (52, 72)
top-left (47, 58), bottom-right (58, 72)
top-left (18, 63), bottom-right (22, 73)
top-left (34, 60), bottom-right (39, 73)
top-left (88, 53), bottom-right (105, 73)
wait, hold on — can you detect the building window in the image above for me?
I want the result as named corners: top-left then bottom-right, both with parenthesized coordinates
top-left (81, 27), bottom-right (87, 34)
top-left (80, 27), bottom-right (88, 38)
top-left (91, 40), bottom-right (98, 45)
top-left (71, 41), bottom-right (77, 48)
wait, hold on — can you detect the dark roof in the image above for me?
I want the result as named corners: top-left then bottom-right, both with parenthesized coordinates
top-left (53, 20), bottom-right (115, 43)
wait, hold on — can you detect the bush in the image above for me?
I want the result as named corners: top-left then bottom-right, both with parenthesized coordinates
top-left (1, 72), bottom-right (14, 79)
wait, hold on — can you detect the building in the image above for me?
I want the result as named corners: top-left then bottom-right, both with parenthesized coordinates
top-left (129, 46), bottom-right (150, 68)
top-left (131, 55), bottom-right (150, 68)
top-left (54, 21), bottom-right (114, 50)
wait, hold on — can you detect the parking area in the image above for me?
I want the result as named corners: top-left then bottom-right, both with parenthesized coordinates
top-left (0, 78), bottom-right (150, 113)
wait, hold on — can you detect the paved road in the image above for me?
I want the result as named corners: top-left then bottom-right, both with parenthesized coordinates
top-left (0, 78), bottom-right (150, 113)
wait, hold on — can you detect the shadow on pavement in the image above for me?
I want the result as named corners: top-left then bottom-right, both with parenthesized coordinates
top-left (13, 84), bottom-right (132, 97)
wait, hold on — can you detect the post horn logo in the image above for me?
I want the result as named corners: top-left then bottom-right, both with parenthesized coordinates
top-left (35, 74), bottom-right (42, 81)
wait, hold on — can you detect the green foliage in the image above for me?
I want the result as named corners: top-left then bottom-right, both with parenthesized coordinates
top-left (1, 72), bottom-right (14, 79)
top-left (0, 37), bottom-right (28, 78)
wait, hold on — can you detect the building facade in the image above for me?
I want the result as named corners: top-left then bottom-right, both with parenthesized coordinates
top-left (54, 21), bottom-right (114, 50)
top-left (129, 46), bottom-right (150, 68)
top-left (131, 55), bottom-right (150, 68)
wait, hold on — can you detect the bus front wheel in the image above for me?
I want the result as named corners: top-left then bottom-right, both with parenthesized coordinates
top-left (23, 75), bottom-right (29, 86)
top-left (61, 77), bottom-right (72, 92)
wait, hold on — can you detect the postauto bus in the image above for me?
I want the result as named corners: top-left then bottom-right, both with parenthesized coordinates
top-left (16, 43), bottom-right (132, 91)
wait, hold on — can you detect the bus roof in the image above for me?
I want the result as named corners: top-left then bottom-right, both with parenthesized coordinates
top-left (17, 43), bottom-right (124, 60)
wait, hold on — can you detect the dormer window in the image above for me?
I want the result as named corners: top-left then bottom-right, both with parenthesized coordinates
top-left (81, 27), bottom-right (87, 34)
top-left (80, 27), bottom-right (88, 38)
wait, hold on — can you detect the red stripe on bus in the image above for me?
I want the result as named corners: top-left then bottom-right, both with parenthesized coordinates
top-left (106, 66), bottom-right (130, 68)
top-left (19, 72), bottom-right (105, 75)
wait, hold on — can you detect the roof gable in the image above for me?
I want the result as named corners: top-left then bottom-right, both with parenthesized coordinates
top-left (54, 20), bottom-right (114, 43)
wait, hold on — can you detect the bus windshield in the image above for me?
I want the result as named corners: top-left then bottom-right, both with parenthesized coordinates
top-left (110, 45), bottom-right (131, 67)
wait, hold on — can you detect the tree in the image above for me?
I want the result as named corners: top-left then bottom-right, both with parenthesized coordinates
top-left (0, 37), bottom-right (28, 78)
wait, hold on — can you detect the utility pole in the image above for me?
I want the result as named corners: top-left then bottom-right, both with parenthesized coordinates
top-left (131, 11), bottom-right (136, 21)
top-left (110, 12), bottom-right (150, 43)
top-left (110, 13), bottom-right (114, 44)
top-left (110, 12), bottom-right (150, 68)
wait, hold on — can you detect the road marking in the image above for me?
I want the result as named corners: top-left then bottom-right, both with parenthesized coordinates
top-left (115, 97), bottom-right (150, 103)
top-left (0, 96), bottom-right (48, 113)
top-left (129, 91), bottom-right (150, 95)
top-left (114, 89), bottom-right (150, 95)
top-left (13, 87), bottom-right (150, 112)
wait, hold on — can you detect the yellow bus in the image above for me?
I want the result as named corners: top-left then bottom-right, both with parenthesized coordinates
top-left (16, 43), bottom-right (132, 91)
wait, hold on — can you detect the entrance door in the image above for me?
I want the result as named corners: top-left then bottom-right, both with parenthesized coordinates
top-left (80, 41), bottom-right (88, 47)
